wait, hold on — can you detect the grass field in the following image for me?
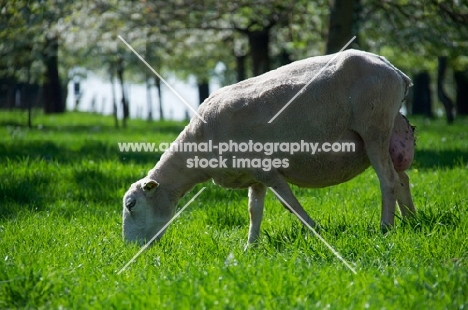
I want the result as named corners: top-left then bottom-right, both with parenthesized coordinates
top-left (1, 110), bottom-right (467, 309)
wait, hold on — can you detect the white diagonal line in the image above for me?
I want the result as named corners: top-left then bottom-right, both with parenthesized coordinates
top-left (117, 187), bottom-right (206, 275)
top-left (118, 35), bottom-right (207, 124)
top-left (268, 187), bottom-right (357, 274)
top-left (268, 36), bottom-right (356, 123)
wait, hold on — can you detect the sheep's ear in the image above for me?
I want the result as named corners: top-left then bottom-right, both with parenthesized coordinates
top-left (142, 180), bottom-right (159, 191)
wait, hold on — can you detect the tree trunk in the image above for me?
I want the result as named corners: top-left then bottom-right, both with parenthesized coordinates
top-left (248, 29), bottom-right (270, 76)
top-left (437, 56), bottom-right (454, 124)
top-left (279, 49), bottom-right (292, 66)
top-left (0, 78), bottom-right (16, 109)
top-left (116, 57), bottom-right (129, 128)
top-left (26, 66), bottom-right (32, 128)
top-left (62, 80), bottom-right (68, 112)
top-left (43, 36), bottom-right (64, 114)
top-left (155, 76), bottom-right (164, 120)
top-left (110, 70), bottom-right (119, 128)
top-left (73, 80), bottom-right (81, 111)
top-left (198, 79), bottom-right (209, 105)
top-left (146, 74), bottom-right (153, 121)
top-left (454, 70), bottom-right (468, 115)
top-left (24, 85), bottom-right (40, 127)
top-left (412, 71), bottom-right (433, 117)
top-left (326, 0), bottom-right (356, 54)
top-left (145, 34), bottom-right (154, 122)
top-left (236, 55), bottom-right (247, 82)
top-left (27, 97), bottom-right (32, 128)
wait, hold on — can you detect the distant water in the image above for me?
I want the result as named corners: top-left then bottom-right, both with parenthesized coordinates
top-left (67, 71), bottom-right (408, 120)
top-left (66, 71), bottom-right (220, 121)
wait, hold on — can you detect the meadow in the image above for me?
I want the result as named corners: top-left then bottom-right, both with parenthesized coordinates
top-left (1, 111), bottom-right (467, 309)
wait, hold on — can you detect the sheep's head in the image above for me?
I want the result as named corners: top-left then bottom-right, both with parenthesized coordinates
top-left (122, 178), bottom-right (175, 245)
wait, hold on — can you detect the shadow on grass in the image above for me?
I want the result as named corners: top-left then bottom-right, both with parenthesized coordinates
top-left (0, 174), bottom-right (50, 220)
top-left (0, 122), bottom-right (186, 134)
top-left (0, 165), bottom-right (134, 221)
top-left (0, 153), bottom-right (139, 220)
top-left (0, 140), bottom-right (160, 165)
top-left (413, 149), bottom-right (468, 169)
top-left (70, 168), bottom-right (113, 204)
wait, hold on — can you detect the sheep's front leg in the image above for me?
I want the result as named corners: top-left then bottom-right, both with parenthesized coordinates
top-left (268, 177), bottom-right (316, 229)
top-left (245, 183), bottom-right (267, 249)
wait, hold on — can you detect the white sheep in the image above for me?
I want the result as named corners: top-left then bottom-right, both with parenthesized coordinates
top-left (122, 49), bottom-right (416, 247)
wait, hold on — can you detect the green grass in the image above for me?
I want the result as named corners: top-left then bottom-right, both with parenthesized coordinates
top-left (1, 110), bottom-right (467, 309)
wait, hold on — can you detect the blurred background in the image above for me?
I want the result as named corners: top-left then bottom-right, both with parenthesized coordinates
top-left (0, 0), bottom-right (467, 126)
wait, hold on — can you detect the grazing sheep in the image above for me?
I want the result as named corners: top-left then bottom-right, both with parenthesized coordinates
top-left (122, 49), bottom-right (416, 246)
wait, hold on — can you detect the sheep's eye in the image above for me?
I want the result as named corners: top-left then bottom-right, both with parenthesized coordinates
top-left (126, 198), bottom-right (136, 211)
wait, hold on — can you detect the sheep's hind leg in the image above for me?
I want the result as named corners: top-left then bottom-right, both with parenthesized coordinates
top-left (245, 183), bottom-right (267, 250)
top-left (364, 141), bottom-right (399, 233)
top-left (396, 171), bottom-right (416, 218)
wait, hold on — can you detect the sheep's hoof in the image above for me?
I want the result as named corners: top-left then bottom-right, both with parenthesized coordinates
top-left (244, 241), bottom-right (259, 252)
top-left (302, 221), bottom-right (320, 235)
top-left (312, 222), bottom-right (321, 233)
top-left (380, 223), bottom-right (393, 234)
